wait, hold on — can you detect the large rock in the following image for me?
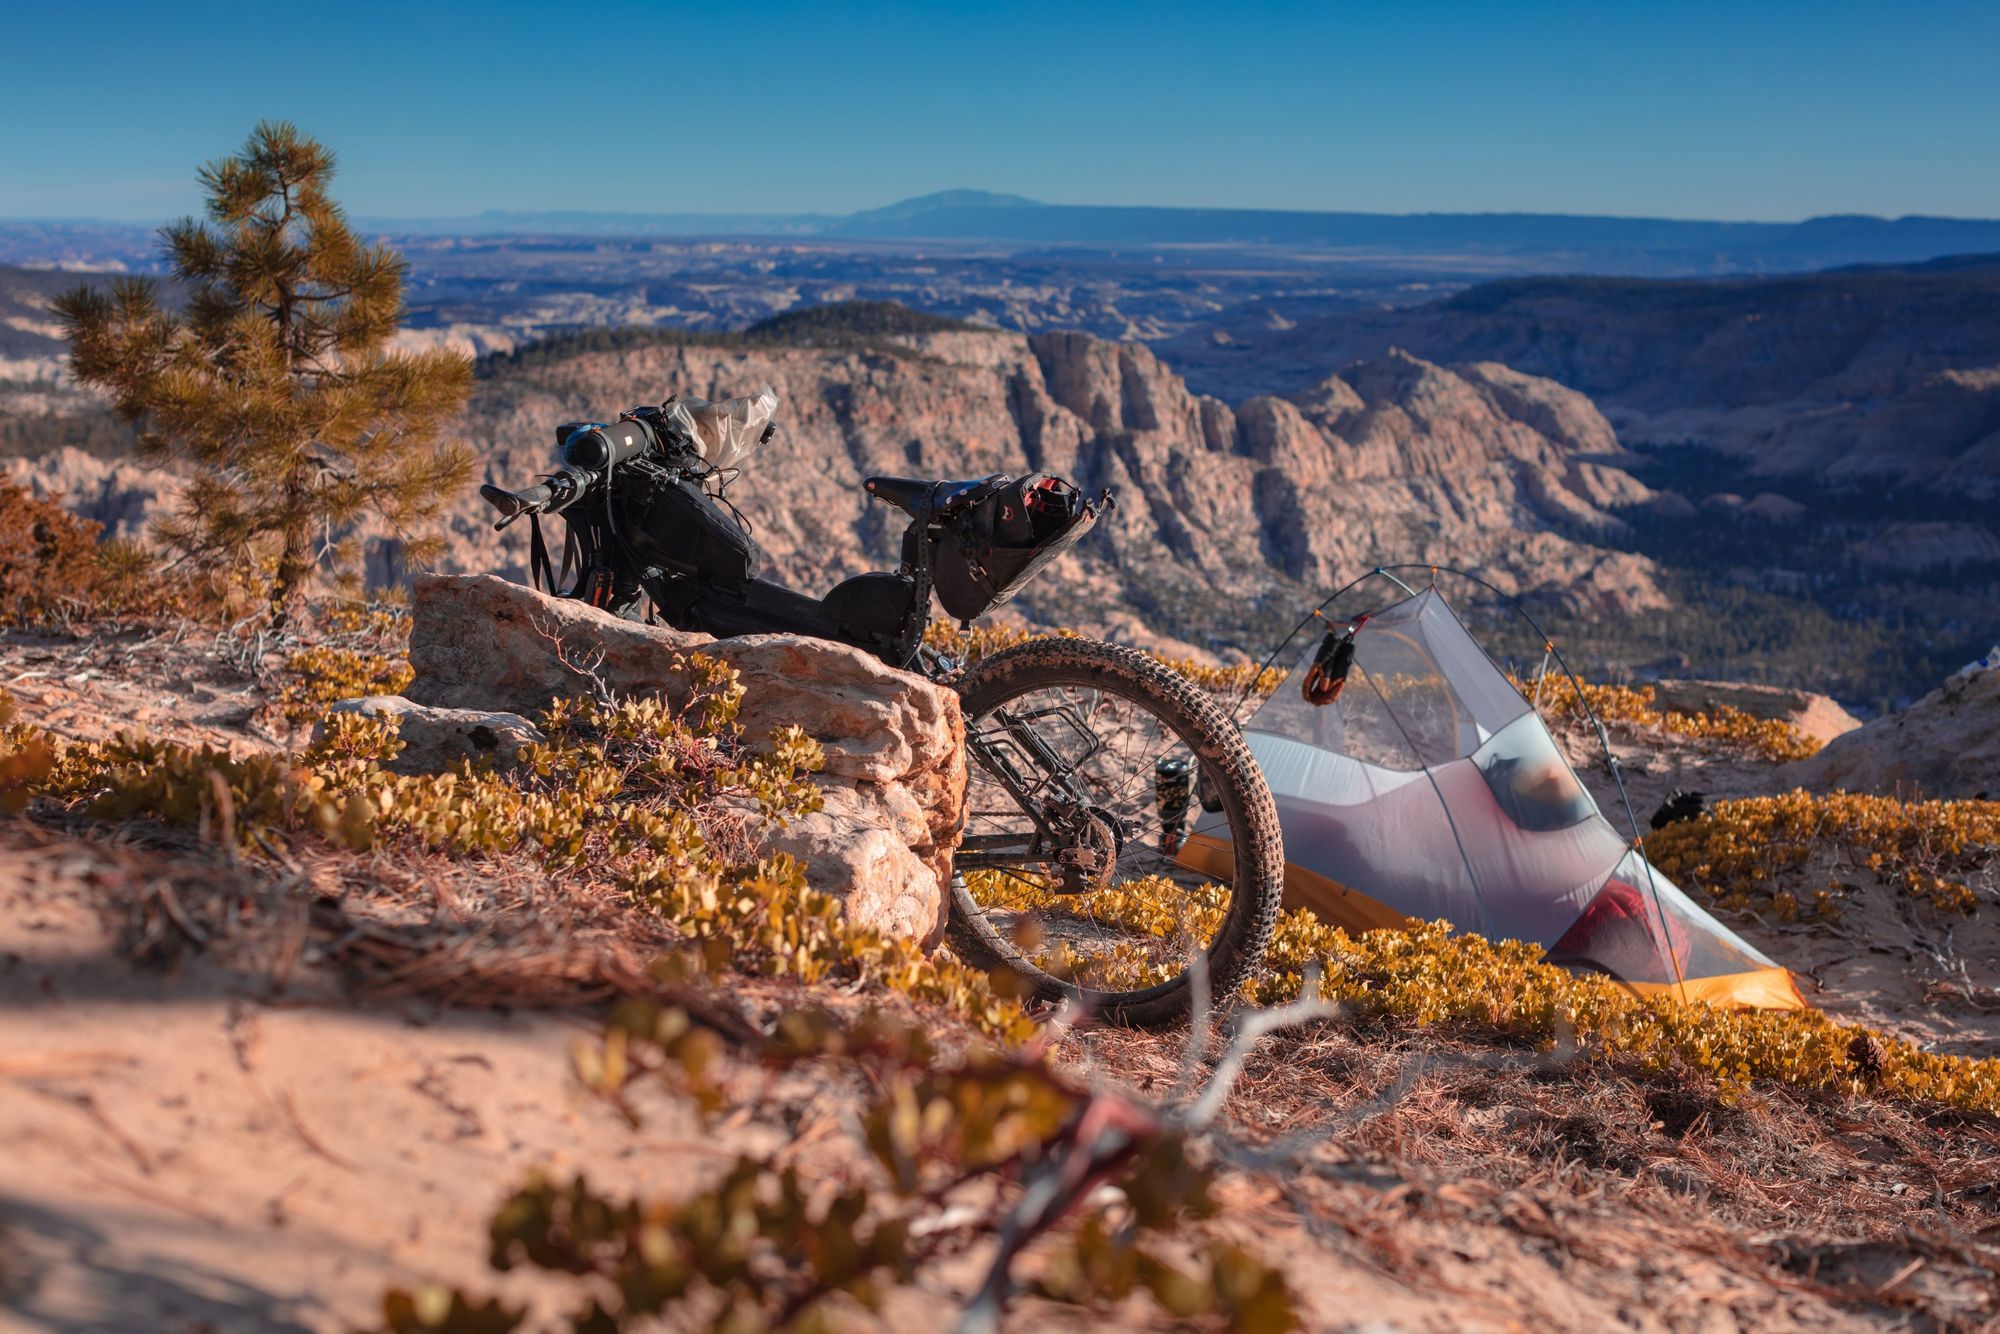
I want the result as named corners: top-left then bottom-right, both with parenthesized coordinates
top-left (755, 784), bottom-right (943, 946)
top-left (1779, 667), bottom-right (2000, 800)
top-left (404, 574), bottom-right (964, 943)
top-left (320, 695), bottom-right (544, 775)
top-left (1651, 679), bottom-right (1862, 748)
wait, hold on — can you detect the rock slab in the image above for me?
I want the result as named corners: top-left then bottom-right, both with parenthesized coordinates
top-left (404, 573), bottom-right (964, 944)
top-left (1651, 679), bottom-right (1861, 748)
top-left (320, 695), bottom-right (545, 775)
top-left (1780, 668), bottom-right (2000, 801)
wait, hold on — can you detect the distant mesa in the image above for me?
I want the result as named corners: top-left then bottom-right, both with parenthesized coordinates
top-left (836, 190), bottom-right (1045, 224)
top-left (1740, 493), bottom-right (1807, 522)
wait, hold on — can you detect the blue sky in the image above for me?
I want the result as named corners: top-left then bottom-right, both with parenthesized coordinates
top-left (4, 0), bottom-right (1996, 222)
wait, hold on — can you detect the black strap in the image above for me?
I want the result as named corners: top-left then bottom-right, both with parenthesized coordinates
top-left (529, 513), bottom-right (554, 593)
top-left (560, 524), bottom-right (580, 595)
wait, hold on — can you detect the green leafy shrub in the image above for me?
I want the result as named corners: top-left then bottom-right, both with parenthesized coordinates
top-left (385, 1005), bottom-right (1299, 1333)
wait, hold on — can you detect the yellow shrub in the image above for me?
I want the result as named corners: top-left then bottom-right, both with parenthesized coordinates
top-left (7, 657), bottom-right (1032, 1042)
top-left (1519, 675), bottom-right (1822, 763)
top-left (274, 646), bottom-right (414, 724)
top-left (1661, 705), bottom-right (1821, 763)
top-left (1648, 790), bottom-right (1998, 915)
top-left (0, 690), bottom-right (55, 813)
top-left (963, 870), bottom-right (2000, 1115)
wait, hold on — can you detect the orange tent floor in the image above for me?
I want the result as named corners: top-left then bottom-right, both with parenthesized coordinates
top-left (1174, 835), bottom-right (1808, 1011)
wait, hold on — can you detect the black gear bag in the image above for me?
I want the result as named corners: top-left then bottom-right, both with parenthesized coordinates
top-left (931, 473), bottom-right (1105, 621)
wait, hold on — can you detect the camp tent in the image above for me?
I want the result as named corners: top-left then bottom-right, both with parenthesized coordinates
top-left (1180, 583), bottom-right (1804, 1010)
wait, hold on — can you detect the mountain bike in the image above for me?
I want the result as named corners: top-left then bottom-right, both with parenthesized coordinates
top-left (480, 388), bottom-right (1283, 1025)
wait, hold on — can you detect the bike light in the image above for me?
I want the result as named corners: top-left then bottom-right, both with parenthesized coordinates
top-left (561, 419), bottom-right (654, 471)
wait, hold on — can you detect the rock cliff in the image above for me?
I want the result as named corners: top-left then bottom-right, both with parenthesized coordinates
top-left (450, 328), bottom-right (1662, 636)
top-left (1163, 256), bottom-right (2000, 499)
top-left (6, 323), bottom-right (1665, 650)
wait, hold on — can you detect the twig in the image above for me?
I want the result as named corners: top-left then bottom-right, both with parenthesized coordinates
top-left (0, 1050), bottom-right (136, 1079)
top-left (1181, 969), bottom-right (1339, 1130)
top-left (1167, 949), bottom-right (1213, 1107)
top-left (1873, 1256), bottom-right (1925, 1296)
top-left (277, 1089), bottom-right (354, 1169)
top-left (33, 1087), bottom-right (155, 1175)
top-left (529, 614), bottom-right (614, 704)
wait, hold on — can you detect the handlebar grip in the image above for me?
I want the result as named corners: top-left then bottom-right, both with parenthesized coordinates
top-left (480, 481), bottom-right (557, 528)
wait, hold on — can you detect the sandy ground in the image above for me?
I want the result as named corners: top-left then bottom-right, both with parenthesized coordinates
top-left (11, 826), bottom-right (1983, 1334)
top-left (0, 837), bottom-right (726, 1331)
top-left (1, 627), bottom-right (280, 756)
top-left (0, 824), bottom-right (1488, 1334)
top-left (4, 627), bottom-right (1998, 1331)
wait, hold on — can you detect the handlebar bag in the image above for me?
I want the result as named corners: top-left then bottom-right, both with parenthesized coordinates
top-left (616, 470), bottom-right (762, 589)
top-left (932, 472), bottom-right (1099, 620)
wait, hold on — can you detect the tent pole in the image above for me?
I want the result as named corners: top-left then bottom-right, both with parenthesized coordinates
top-left (1375, 566), bottom-right (1419, 597)
top-left (1230, 568), bottom-right (1417, 724)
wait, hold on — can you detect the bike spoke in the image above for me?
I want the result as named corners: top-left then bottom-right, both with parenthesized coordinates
top-left (960, 674), bottom-right (1237, 994)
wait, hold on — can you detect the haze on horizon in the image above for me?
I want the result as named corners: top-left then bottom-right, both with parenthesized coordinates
top-left (4, 0), bottom-right (1998, 225)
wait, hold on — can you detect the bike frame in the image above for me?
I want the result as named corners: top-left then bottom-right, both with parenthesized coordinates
top-left (490, 423), bottom-right (1124, 890)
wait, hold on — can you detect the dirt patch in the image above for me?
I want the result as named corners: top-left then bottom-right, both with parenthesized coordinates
top-left (2, 625), bottom-right (279, 755)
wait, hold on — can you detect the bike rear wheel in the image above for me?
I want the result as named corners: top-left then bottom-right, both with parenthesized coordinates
top-left (947, 637), bottom-right (1284, 1027)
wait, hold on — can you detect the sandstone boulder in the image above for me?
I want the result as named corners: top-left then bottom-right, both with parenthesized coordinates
top-left (755, 784), bottom-right (942, 946)
top-left (1651, 679), bottom-right (1862, 748)
top-left (319, 695), bottom-right (544, 775)
top-left (403, 574), bottom-right (965, 944)
top-left (1779, 668), bottom-right (2000, 800)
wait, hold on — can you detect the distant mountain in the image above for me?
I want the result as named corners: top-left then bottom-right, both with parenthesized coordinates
top-left (835, 189), bottom-right (1043, 225)
top-left (355, 191), bottom-right (1039, 239)
top-left (829, 201), bottom-right (2000, 273)
top-left (12, 193), bottom-right (2000, 279)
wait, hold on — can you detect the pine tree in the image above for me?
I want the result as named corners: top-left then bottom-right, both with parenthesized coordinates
top-left (55, 121), bottom-right (472, 626)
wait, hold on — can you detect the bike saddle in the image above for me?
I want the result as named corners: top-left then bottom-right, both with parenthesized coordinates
top-left (864, 474), bottom-right (1005, 519)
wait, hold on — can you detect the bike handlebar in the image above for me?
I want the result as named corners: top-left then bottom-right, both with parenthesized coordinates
top-left (479, 463), bottom-right (598, 528)
top-left (481, 413), bottom-right (680, 529)
top-left (480, 480), bottom-right (553, 517)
